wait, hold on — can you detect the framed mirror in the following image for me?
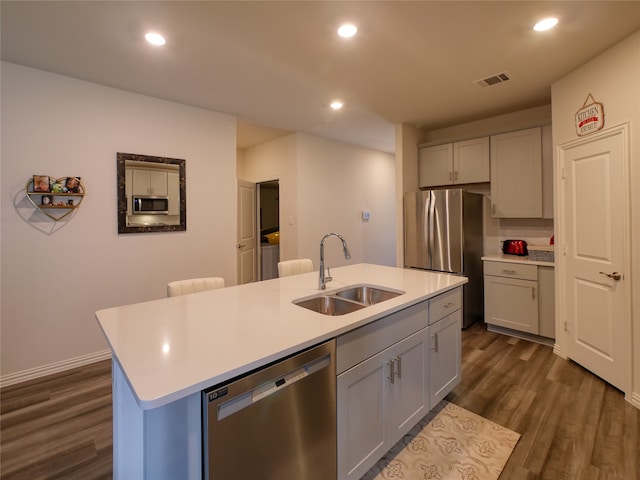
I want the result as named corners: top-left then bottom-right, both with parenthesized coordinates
top-left (117, 152), bottom-right (186, 234)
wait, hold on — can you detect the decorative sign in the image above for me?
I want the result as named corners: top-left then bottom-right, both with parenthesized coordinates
top-left (575, 94), bottom-right (604, 136)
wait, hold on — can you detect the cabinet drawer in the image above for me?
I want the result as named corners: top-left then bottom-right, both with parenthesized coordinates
top-left (336, 301), bottom-right (427, 374)
top-left (428, 287), bottom-right (462, 325)
top-left (483, 261), bottom-right (537, 281)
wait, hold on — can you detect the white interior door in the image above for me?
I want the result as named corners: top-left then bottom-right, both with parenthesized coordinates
top-left (559, 124), bottom-right (629, 392)
top-left (237, 179), bottom-right (257, 285)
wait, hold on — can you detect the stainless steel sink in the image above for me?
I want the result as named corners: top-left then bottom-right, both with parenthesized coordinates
top-left (293, 284), bottom-right (404, 316)
top-left (335, 285), bottom-right (402, 305)
top-left (294, 296), bottom-right (367, 316)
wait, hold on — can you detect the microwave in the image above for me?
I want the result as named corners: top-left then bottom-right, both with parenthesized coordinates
top-left (133, 195), bottom-right (169, 215)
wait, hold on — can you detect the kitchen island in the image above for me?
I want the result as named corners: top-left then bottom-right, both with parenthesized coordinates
top-left (96, 263), bottom-right (467, 479)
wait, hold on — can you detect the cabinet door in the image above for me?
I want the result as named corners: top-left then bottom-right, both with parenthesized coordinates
top-left (429, 311), bottom-right (462, 408)
top-left (337, 350), bottom-right (386, 480)
top-left (541, 125), bottom-right (554, 219)
top-left (131, 169), bottom-right (168, 196)
top-left (419, 143), bottom-right (453, 187)
top-left (490, 127), bottom-right (542, 218)
top-left (453, 136), bottom-right (490, 184)
top-left (386, 329), bottom-right (429, 446)
top-left (131, 169), bottom-right (150, 195)
top-left (484, 275), bottom-right (539, 334)
top-left (149, 171), bottom-right (168, 196)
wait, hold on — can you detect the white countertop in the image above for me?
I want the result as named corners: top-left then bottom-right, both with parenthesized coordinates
top-left (96, 263), bottom-right (467, 410)
top-left (482, 254), bottom-right (555, 267)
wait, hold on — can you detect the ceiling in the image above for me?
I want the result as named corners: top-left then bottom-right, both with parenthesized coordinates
top-left (2, 1), bottom-right (639, 153)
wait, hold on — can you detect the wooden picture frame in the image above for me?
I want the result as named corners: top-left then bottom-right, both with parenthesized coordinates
top-left (33, 175), bottom-right (51, 192)
top-left (65, 177), bottom-right (82, 193)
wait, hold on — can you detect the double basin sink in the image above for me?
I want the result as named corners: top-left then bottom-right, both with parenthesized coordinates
top-left (294, 284), bottom-right (404, 316)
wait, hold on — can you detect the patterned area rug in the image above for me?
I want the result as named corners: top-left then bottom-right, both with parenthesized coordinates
top-left (360, 401), bottom-right (520, 480)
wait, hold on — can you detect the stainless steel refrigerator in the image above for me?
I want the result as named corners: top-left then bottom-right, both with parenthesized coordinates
top-left (404, 189), bottom-right (484, 328)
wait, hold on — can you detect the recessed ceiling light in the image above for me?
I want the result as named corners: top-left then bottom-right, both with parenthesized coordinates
top-left (533, 17), bottom-right (558, 32)
top-left (337, 23), bottom-right (357, 38)
top-left (145, 32), bottom-right (167, 46)
top-left (330, 100), bottom-right (344, 110)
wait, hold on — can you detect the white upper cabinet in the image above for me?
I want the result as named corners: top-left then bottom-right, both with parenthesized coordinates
top-left (453, 137), bottom-right (491, 184)
top-left (419, 137), bottom-right (490, 187)
top-left (541, 125), bottom-right (554, 219)
top-left (490, 127), bottom-right (542, 218)
top-left (419, 143), bottom-right (452, 187)
top-left (132, 169), bottom-right (168, 196)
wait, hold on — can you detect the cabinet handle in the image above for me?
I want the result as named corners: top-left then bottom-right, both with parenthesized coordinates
top-left (449, 172), bottom-right (452, 181)
top-left (395, 355), bottom-right (402, 379)
top-left (432, 333), bottom-right (439, 353)
top-left (454, 171), bottom-right (458, 181)
top-left (531, 286), bottom-right (536, 299)
top-left (387, 359), bottom-right (395, 384)
top-left (444, 302), bottom-right (455, 310)
top-left (502, 269), bottom-right (517, 275)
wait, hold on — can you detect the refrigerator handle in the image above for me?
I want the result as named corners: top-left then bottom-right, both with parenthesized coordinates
top-left (428, 191), bottom-right (435, 266)
top-left (422, 193), bottom-right (429, 260)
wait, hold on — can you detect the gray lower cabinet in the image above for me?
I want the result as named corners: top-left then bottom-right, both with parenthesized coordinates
top-left (428, 287), bottom-right (463, 408)
top-left (336, 329), bottom-right (428, 480)
top-left (429, 310), bottom-right (462, 408)
top-left (483, 260), bottom-right (555, 338)
top-left (336, 287), bottom-right (462, 480)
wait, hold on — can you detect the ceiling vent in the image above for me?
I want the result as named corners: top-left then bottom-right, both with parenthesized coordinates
top-left (474, 72), bottom-right (511, 87)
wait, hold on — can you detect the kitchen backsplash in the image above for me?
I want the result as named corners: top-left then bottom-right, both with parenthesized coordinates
top-left (480, 194), bottom-right (555, 255)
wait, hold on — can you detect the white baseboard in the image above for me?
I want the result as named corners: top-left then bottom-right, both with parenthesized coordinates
top-left (629, 392), bottom-right (640, 410)
top-left (0, 349), bottom-right (112, 389)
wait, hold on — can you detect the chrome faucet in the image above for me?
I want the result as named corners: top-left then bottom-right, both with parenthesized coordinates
top-left (319, 232), bottom-right (351, 290)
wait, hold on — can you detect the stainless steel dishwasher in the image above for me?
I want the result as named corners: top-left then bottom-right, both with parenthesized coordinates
top-left (202, 340), bottom-right (336, 479)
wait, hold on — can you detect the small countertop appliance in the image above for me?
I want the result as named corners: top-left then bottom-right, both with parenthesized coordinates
top-left (503, 239), bottom-right (528, 256)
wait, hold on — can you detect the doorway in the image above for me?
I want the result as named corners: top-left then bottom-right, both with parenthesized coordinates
top-left (258, 180), bottom-right (280, 280)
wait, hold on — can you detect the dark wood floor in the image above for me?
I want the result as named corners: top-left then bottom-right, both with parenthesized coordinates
top-left (1, 323), bottom-right (638, 479)
top-left (0, 360), bottom-right (112, 480)
top-left (448, 323), bottom-right (640, 480)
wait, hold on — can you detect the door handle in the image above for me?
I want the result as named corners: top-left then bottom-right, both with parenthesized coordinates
top-left (599, 271), bottom-right (622, 281)
top-left (237, 243), bottom-right (246, 249)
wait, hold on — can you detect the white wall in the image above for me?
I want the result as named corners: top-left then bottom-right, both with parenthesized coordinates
top-left (237, 134), bottom-right (298, 260)
top-left (551, 31), bottom-right (640, 404)
top-left (238, 133), bottom-right (396, 269)
top-left (295, 134), bottom-right (396, 268)
top-left (422, 105), bottom-right (552, 144)
top-left (1, 63), bottom-right (237, 380)
top-left (395, 123), bottom-right (426, 266)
